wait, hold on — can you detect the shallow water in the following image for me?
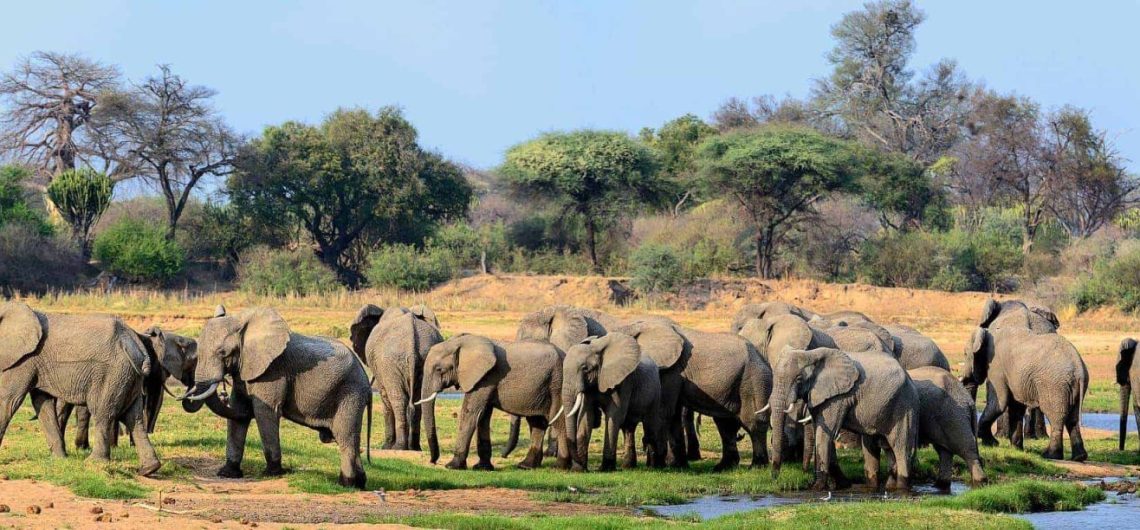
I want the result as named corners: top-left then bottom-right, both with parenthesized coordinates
top-left (1017, 490), bottom-right (1139, 528)
top-left (1082, 412), bottom-right (1135, 433)
top-left (641, 482), bottom-right (966, 521)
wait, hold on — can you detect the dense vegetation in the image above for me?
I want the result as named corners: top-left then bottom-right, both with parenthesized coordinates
top-left (1, 1), bottom-right (1137, 314)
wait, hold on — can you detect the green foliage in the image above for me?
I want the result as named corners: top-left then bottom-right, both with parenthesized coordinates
top-left (0, 222), bottom-right (85, 295)
top-left (640, 114), bottom-right (717, 213)
top-left (92, 217), bottom-right (186, 283)
top-left (629, 244), bottom-right (685, 295)
top-left (855, 148), bottom-right (945, 229)
top-left (858, 225), bottom-right (1022, 292)
top-left (46, 167), bottom-right (113, 246)
top-left (366, 243), bottom-right (454, 291)
top-left (1072, 246), bottom-right (1140, 312)
top-left (236, 246), bottom-right (342, 296)
top-left (0, 165), bottom-right (53, 236)
top-left (433, 221), bottom-right (509, 273)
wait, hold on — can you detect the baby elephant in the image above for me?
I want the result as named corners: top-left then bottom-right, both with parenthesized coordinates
top-left (906, 366), bottom-right (985, 489)
top-left (563, 333), bottom-right (667, 471)
top-left (418, 334), bottom-right (569, 470)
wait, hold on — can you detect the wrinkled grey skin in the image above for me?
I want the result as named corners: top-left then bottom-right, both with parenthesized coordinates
top-left (563, 333), bottom-right (667, 471)
top-left (1115, 338), bottom-right (1140, 451)
top-left (770, 348), bottom-right (918, 491)
top-left (0, 302), bottom-right (160, 475)
top-left (622, 321), bottom-right (772, 470)
top-left (962, 299), bottom-right (1088, 461)
top-left (183, 306), bottom-right (372, 489)
top-left (511, 306), bottom-right (692, 459)
top-left (884, 325), bottom-right (951, 370)
top-left (419, 334), bottom-right (568, 471)
top-left (58, 328), bottom-right (245, 450)
top-left (906, 366), bottom-right (985, 488)
top-left (350, 304), bottom-right (442, 451)
top-left (730, 302), bottom-right (819, 335)
top-left (823, 322), bottom-right (894, 354)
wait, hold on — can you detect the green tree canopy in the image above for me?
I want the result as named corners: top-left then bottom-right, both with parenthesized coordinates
top-left (855, 147), bottom-right (945, 231)
top-left (640, 114), bottom-right (717, 215)
top-left (0, 165), bottom-right (52, 236)
top-left (229, 107), bottom-right (472, 286)
top-left (500, 130), bottom-right (665, 272)
top-left (696, 126), bottom-right (859, 278)
top-left (47, 167), bottom-right (113, 255)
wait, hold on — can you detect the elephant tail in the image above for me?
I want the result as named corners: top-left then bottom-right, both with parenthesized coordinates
top-left (1121, 384), bottom-right (1131, 451)
top-left (366, 389), bottom-right (373, 464)
top-left (502, 415), bottom-right (521, 457)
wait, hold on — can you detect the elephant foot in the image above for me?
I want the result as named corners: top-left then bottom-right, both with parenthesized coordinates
top-left (750, 453), bottom-right (769, 469)
top-left (1041, 447), bottom-right (1063, 460)
top-left (318, 429), bottom-right (335, 444)
top-left (263, 462), bottom-right (286, 476)
top-left (137, 459), bottom-right (162, 477)
top-left (599, 458), bottom-right (617, 472)
top-left (1071, 448), bottom-right (1088, 462)
top-left (934, 478), bottom-right (952, 491)
top-left (621, 459), bottom-right (636, 470)
top-left (713, 454), bottom-right (740, 472)
top-left (75, 441), bottom-right (90, 451)
top-left (866, 475), bottom-right (881, 491)
top-left (979, 436), bottom-right (999, 447)
top-left (381, 441), bottom-right (396, 450)
top-left (810, 475), bottom-right (830, 491)
top-left (338, 472), bottom-right (367, 490)
top-left (555, 457), bottom-right (572, 470)
top-left (889, 477), bottom-right (910, 491)
top-left (686, 450), bottom-right (703, 461)
top-left (445, 457), bottom-right (467, 470)
top-left (217, 462), bottom-right (244, 479)
top-left (473, 461), bottom-right (495, 472)
top-left (87, 454), bottom-right (111, 464)
top-left (516, 460), bottom-right (538, 470)
top-left (411, 442), bottom-right (422, 451)
top-left (571, 461), bottom-right (587, 472)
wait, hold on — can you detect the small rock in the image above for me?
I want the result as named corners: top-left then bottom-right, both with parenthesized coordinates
top-left (162, 496), bottom-right (176, 505)
top-left (0, 504), bottom-right (9, 513)
top-left (250, 523), bottom-right (259, 528)
top-left (210, 516), bottom-right (224, 524)
top-left (95, 513), bottom-right (113, 523)
top-left (45, 502), bottom-right (53, 509)
top-left (26, 505), bottom-right (41, 515)
top-left (90, 506), bottom-right (104, 514)
top-left (240, 517), bottom-right (250, 525)
top-left (120, 512), bottom-right (129, 518)
top-left (451, 412), bottom-right (458, 418)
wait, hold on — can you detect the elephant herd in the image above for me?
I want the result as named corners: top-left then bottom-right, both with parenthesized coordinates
top-left (0, 296), bottom-right (1113, 492)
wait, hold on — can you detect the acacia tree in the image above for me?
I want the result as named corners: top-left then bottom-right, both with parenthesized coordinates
top-left (0, 52), bottom-right (126, 183)
top-left (500, 130), bottom-right (665, 272)
top-left (639, 114), bottom-right (716, 216)
top-left (97, 66), bottom-right (238, 239)
top-left (696, 126), bottom-right (858, 279)
top-left (229, 107), bottom-right (472, 285)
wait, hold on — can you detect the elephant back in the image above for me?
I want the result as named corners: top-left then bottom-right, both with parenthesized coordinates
top-left (0, 301), bottom-right (43, 370)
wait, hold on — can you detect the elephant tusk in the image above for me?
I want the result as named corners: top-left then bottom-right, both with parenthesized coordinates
top-left (784, 403), bottom-right (795, 414)
top-left (186, 382), bottom-right (218, 402)
top-left (797, 412), bottom-right (813, 424)
top-left (567, 393), bottom-right (584, 418)
top-left (756, 404), bottom-right (770, 414)
top-left (413, 392), bottom-right (438, 406)
top-left (550, 406), bottom-right (565, 422)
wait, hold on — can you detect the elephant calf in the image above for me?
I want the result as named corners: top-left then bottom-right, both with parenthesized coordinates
top-left (418, 334), bottom-right (568, 470)
top-left (907, 366), bottom-right (985, 488)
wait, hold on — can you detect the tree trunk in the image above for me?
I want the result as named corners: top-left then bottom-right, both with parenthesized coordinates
top-left (585, 216), bottom-right (600, 274)
top-left (755, 233), bottom-right (765, 279)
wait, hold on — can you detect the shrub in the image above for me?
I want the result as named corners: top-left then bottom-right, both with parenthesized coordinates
top-left (366, 244), bottom-right (454, 291)
top-left (46, 168), bottom-right (113, 251)
top-left (630, 244), bottom-right (685, 295)
top-left (858, 226), bottom-right (1022, 293)
top-left (92, 218), bottom-right (186, 283)
top-left (1072, 246), bottom-right (1140, 312)
top-left (236, 246), bottom-right (341, 296)
top-left (0, 165), bottom-right (53, 236)
top-left (433, 221), bottom-right (509, 273)
top-left (0, 223), bottom-right (85, 295)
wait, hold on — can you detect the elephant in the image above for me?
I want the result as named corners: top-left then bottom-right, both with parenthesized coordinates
top-left (823, 322), bottom-right (894, 354)
top-left (562, 332), bottom-right (667, 471)
top-left (417, 334), bottom-right (569, 470)
top-left (962, 299), bottom-right (1088, 461)
top-left (620, 321), bottom-right (771, 470)
top-left (769, 347), bottom-right (918, 491)
top-left (907, 366), bottom-right (985, 488)
top-left (181, 306), bottom-right (372, 489)
top-left (885, 325), bottom-right (951, 371)
top-left (1116, 338), bottom-right (1140, 451)
top-left (0, 302), bottom-right (160, 475)
top-left (350, 304), bottom-right (442, 451)
top-left (730, 302), bottom-right (818, 334)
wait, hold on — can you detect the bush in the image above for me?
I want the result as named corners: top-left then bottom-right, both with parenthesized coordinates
top-left (433, 221), bottom-right (509, 273)
top-left (236, 246), bottom-right (341, 296)
top-left (630, 244), bottom-right (685, 295)
top-left (858, 226), bottom-right (1022, 293)
top-left (92, 218), bottom-right (186, 283)
top-left (0, 165), bottom-right (53, 236)
top-left (366, 244), bottom-right (454, 291)
top-left (0, 223), bottom-right (85, 295)
top-left (1072, 246), bottom-right (1140, 312)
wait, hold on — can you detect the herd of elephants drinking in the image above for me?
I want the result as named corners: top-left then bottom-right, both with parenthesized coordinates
top-left (2, 296), bottom-right (1137, 492)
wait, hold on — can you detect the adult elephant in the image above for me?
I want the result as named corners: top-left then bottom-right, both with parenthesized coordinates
top-left (885, 325), bottom-right (951, 371)
top-left (963, 299), bottom-right (1088, 461)
top-left (350, 304), bottom-right (442, 451)
top-left (563, 333), bottom-right (666, 471)
top-left (182, 306), bottom-right (372, 489)
top-left (730, 302), bottom-right (818, 334)
top-left (769, 347), bottom-right (918, 491)
top-left (907, 366), bottom-right (985, 488)
top-left (0, 302), bottom-right (160, 475)
top-left (621, 321), bottom-right (771, 470)
top-left (1116, 338), bottom-right (1140, 451)
top-left (418, 334), bottom-right (568, 470)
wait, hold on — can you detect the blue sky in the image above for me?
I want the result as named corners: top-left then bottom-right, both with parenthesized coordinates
top-left (2, 1), bottom-right (1137, 170)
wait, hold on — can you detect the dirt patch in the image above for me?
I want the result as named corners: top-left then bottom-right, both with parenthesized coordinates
top-left (1052, 460), bottom-right (1140, 478)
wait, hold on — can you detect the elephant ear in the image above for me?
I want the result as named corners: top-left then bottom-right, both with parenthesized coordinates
top-left (238, 308), bottom-right (291, 381)
top-left (550, 308), bottom-right (590, 352)
top-left (977, 299), bottom-right (1001, 328)
top-left (457, 335), bottom-right (498, 392)
top-left (516, 307), bottom-right (555, 342)
top-left (622, 321), bottom-right (683, 370)
top-left (1029, 305), bottom-right (1060, 331)
top-left (409, 305), bottom-right (440, 330)
top-left (1118, 338), bottom-right (1137, 386)
top-left (598, 333), bottom-right (642, 392)
top-left (731, 304), bottom-right (765, 333)
top-left (768, 316), bottom-right (814, 358)
top-left (966, 327), bottom-right (991, 382)
top-left (349, 304), bottom-right (384, 358)
top-left (0, 301), bottom-right (42, 371)
top-left (142, 326), bottom-right (184, 381)
top-left (799, 348), bottom-right (859, 408)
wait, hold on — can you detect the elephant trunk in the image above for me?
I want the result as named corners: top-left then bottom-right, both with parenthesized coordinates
top-left (422, 375), bottom-right (442, 464)
top-left (563, 390), bottom-right (586, 468)
top-left (801, 403), bottom-right (815, 472)
top-left (770, 393), bottom-right (789, 478)
top-left (1121, 383), bottom-right (1132, 451)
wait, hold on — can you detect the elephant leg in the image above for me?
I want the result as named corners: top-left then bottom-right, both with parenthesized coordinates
top-left (684, 408), bottom-right (702, 461)
top-left (0, 370), bottom-right (34, 447)
top-left (621, 425), bottom-right (637, 470)
top-left (55, 401), bottom-right (72, 445)
top-left (802, 420), bottom-right (816, 472)
top-left (552, 415), bottom-right (571, 470)
top-left (473, 406), bottom-right (495, 471)
top-left (1007, 401), bottom-right (1027, 450)
top-left (667, 405), bottom-right (688, 468)
top-left (74, 406), bottom-right (92, 450)
top-left (1133, 399), bottom-right (1140, 453)
top-left (886, 416), bottom-right (915, 491)
top-left (1064, 409), bottom-right (1087, 462)
top-left (121, 397), bottom-right (161, 476)
top-left (252, 401), bottom-right (285, 475)
top-left (87, 407), bottom-right (116, 462)
top-left (600, 410), bottom-right (621, 472)
top-left (379, 392), bottom-right (396, 449)
top-left (545, 430), bottom-right (558, 457)
top-left (385, 386), bottom-right (412, 451)
top-left (934, 447), bottom-right (953, 490)
top-left (218, 396), bottom-right (253, 478)
top-left (447, 394), bottom-right (483, 470)
top-left (977, 385), bottom-right (1005, 447)
top-left (518, 417), bottom-right (546, 470)
top-left (333, 400), bottom-right (366, 489)
top-left (861, 435), bottom-right (882, 490)
top-left (713, 416), bottom-right (742, 471)
top-left (1028, 408), bottom-right (1047, 439)
top-left (739, 411), bottom-right (768, 468)
top-left (410, 371), bottom-right (423, 452)
top-left (812, 423), bottom-right (836, 491)
top-left (30, 392), bottom-right (67, 458)
top-left (572, 413), bottom-right (591, 471)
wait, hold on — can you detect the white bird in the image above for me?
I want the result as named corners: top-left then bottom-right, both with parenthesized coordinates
top-left (375, 488), bottom-right (387, 502)
top-left (568, 486), bottom-right (579, 493)
top-left (820, 491), bottom-right (832, 501)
